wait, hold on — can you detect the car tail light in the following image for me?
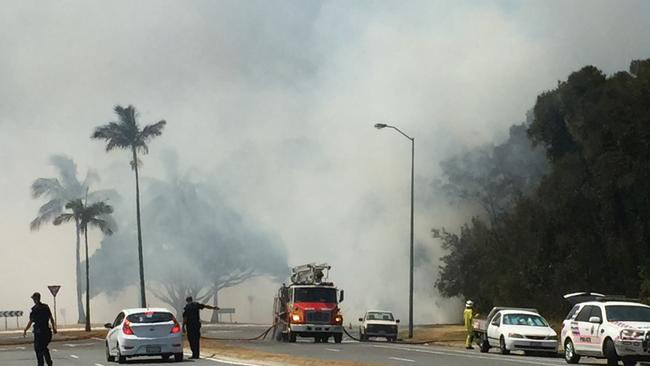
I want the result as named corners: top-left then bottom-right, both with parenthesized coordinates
top-left (171, 318), bottom-right (181, 334)
top-left (122, 320), bottom-right (134, 335)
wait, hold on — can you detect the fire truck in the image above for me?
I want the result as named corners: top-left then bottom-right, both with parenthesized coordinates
top-left (273, 263), bottom-right (345, 343)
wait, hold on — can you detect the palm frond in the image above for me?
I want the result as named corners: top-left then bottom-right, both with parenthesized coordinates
top-left (53, 213), bottom-right (76, 226)
top-left (31, 178), bottom-right (65, 199)
top-left (114, 105), bottom-right (138, 129)
top-left (140, 120), bottom-right (166, 141)
top-left (49, 155), bottom-right (82, 193)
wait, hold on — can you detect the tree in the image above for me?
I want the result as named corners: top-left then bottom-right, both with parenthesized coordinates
top-left (91, 105), bottom-right (166, 307)
top-left (54, 199), bottom-right (115, 331)
top-left (30, 155), bottom-right (117, 324)
top-left (435, 59), bottom-right (650, 318)
top-left (88, 151), bottom-right (288, 318)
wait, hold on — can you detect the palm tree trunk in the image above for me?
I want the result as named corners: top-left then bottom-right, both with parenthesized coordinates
top-left (84, 227), bottom-right (91, 332)
top-left (75, 219), bottom-right (86, 324)
top-left (210, 288), bottom-right (220, 323)
top-left (132, 147), bottom-right (147, 308)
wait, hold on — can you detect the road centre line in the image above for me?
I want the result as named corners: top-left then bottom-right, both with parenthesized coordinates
top-left (389, 356), bottom-right (415, 362)
top-left (370, 345), bottom-right (563, 366)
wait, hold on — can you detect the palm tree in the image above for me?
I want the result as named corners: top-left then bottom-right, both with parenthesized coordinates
top-left (54, 199), bottom-right (115, 331)
top-left (30, 155), bottom-right (116, 324)
top-left (91, 105), bottom-right (166, 307)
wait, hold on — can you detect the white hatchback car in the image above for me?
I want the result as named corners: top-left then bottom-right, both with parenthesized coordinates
top-left (105, 308), bottom-right (183, 363)
top-left (484, 309), bottom-right (558, 355)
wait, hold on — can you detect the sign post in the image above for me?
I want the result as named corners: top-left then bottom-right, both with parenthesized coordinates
top-left (0, 311), bottom-right (24, 330)
top-left (48, 285), bottom-right (61, 326)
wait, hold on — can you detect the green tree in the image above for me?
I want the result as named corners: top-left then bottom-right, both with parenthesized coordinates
top-left (30, 155), bottom-right (116, 324)
top-left (54, 199), bottom-right (115, 331)
top-left (91, 105), bottom-right (166, 307)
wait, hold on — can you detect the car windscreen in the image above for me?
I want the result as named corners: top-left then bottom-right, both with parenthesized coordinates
top-left (293, 288), bottom-right (337, 303)
top-left (126, 312), bottom-right (174, 323)
top-left (605, 306), bottom-right (650, 322)
top-left (367, 312), bottom-right (394, 321)
top-left (503, 314), bottom-right (548, 327)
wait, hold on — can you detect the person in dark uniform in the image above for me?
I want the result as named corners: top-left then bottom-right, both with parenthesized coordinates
top-left (182, 296), bottom-right (218, 359)
top-left (23, 292), bottom-right (57, 366)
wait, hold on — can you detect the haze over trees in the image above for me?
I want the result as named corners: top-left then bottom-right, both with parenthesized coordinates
top-left (435, 59), bottom-right (650, 317)
top-left (29, 155), bottom-right (117, 324)
top-left (92, 105), bottom-right (167, 308)
top-left (88, 151), bottom-right (289, 318)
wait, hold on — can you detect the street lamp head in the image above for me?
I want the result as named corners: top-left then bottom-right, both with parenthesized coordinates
top-left (374, 123), bottom-right (388, 129)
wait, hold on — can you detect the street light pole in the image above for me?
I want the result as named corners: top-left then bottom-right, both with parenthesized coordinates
top-left (374, 123), bottom-right (415, 339)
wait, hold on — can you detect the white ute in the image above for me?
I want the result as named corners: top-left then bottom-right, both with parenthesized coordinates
top-left (473, 307), bottom-right (558, 355)
top-left (358, 310), bottom-right (400, 342)
top-left (562, 293), bottom-right (650, 366)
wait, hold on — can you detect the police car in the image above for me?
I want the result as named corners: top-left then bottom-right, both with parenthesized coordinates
top-left (561, 292), bottom-right (650, 366)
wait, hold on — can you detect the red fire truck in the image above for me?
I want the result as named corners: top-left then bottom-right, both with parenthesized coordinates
top-left (273, 263), bottom-right (345, 343)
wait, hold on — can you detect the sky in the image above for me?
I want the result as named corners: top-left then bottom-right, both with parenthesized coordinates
top-left (1, 0), bottom-right (650, 326)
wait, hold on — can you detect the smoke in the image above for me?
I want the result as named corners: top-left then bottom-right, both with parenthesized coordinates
top-left (1, 0), bottom-right (650, 326)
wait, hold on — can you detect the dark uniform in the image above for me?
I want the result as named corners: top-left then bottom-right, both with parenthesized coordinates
top-left (30, 303), bottom-right (53, 366)
top-left (183, 302), bottom-right (205, 358)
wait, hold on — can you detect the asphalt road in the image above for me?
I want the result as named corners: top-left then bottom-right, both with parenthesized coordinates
top-left (0, 325), bottom-right (618, 366)
top-left (0, 337), bottom-right (250, 366)
top-left (204, 324), bottom-right (613, 366)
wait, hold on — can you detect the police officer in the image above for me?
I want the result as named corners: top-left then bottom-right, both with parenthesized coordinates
top-left (182, 296), bottom-right (218, 359)
top-left (23, 292), bottom-right (57, 366)
top-left (464, 300), bottom-right (475, 350)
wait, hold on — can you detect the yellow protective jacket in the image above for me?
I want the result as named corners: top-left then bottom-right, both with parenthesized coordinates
top-left (463, 308), bottom-right (474, 331)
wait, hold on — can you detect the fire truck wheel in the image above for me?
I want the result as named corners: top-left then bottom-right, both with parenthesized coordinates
top-left (334, 334), bottom-right (342, 344)
top-left (289, 332), bottom-right (297, 343)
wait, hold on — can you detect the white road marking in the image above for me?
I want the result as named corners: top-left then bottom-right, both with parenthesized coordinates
top-left (207, 357), bottom-right (265, 366)
top-left (370, 344), bottom-right (564, 366)
top-left (325, 348), bottom-right (341, 352)
top-left (70, 354), bottom-right (79, 359)
top-left (389, 356), bottom-right (415, 362)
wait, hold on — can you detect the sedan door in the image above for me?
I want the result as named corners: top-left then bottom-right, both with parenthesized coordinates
top-left (487, 312), bottom-right (502, 346)
top-left (107, 312), bottom-right (124, 353)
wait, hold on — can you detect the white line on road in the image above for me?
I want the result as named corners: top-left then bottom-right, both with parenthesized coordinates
top-left (70, 354), bottom-right (79, 359)
top-left (389, 356), bottom-right (415, 362)
top-left (370, 344), bottom-right (563, 366)
top-left (325, 348), bottom-right (341, 352)
top-left (207, 357), bottom-right (265, 366)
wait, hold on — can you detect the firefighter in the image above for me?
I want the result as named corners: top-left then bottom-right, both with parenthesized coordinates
top-left (464, 300), bottom-right (475, 350)
top-left (182, 296), bottom-right (219, 359)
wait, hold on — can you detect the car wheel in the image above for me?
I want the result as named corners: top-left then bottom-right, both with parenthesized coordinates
top-left (334, 334), bottom-right (343, 344)
top-left (106, 342), bottom-right (115, 362)
top-left (480, 334), bottom-right (490, 353)
top-left (499, 336), bottom-right (510, 355)
top-left (174, 352), bottom-right (183, 362)
top-left (564, 339), bottom-right (580, 364)
top-left (604, 338), bottom-right (619, 366)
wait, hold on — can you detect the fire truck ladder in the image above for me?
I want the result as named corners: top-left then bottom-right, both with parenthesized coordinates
top-left (290, 263), bottom-right (331, 285)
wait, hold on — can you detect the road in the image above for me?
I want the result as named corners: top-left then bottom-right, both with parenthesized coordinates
top-left (204, 324), bottom-right (613, 365)
top-left (0, 325), bottom-right (615, 366)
